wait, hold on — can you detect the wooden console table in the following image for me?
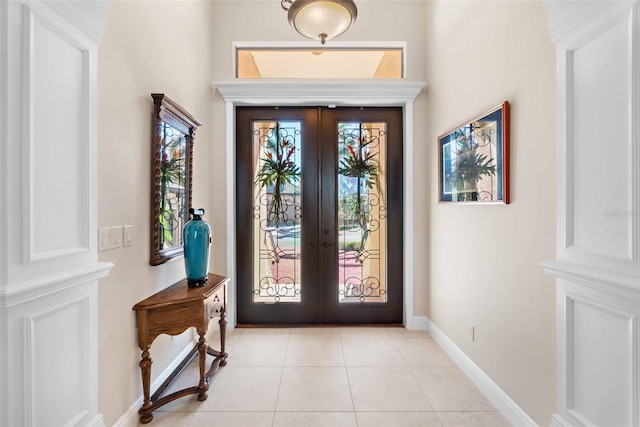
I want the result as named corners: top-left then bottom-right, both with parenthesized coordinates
top-left (132, 273), bottom-right (229, 423)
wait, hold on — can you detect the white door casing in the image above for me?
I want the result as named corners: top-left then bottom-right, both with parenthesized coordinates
top-left (214, 81), bottom-right (425, 329)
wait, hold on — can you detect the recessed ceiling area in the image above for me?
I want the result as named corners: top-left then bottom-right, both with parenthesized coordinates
top-left (237, 48), bottom-right (403, 79)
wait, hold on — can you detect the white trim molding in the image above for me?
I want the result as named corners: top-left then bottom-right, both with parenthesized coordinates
top-left (550, 413), bottom-right (573, 427)
top-left (424, 318), bottom-right (537, 427)
top-left (0, 262), bottom-right (113, 308)
top-left (215, 80), bottom-right (424, 106)
top-left (113, 342), bottom-right (197, 427)
top-left (541, 260), bottom-right (640, 297)
top-left (547, 0), bottom-right (638, 50)
top-left (214, 80), bottom-right (425, 328)
top-left (21, 3), bottom-right (93, 263)
top-left (29, 0), bottom-right (108, 45)
top-left (232, 41), bottom-right (408, 79)
top-left (550, 0), bottom-right (640, 277)
top-left (0, 1), bottom-right (110, 426)
top-left (542, 261), bottom-right (640, 427)
top-left (545, 1), bottom-right (640, 425)
top-left (24, 296), bottom-right (92, 426)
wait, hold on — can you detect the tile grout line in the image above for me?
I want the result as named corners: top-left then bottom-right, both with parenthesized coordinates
top-left (271, 329), bottom-right (291, 426)
top-left (391, 333), bottom-right (438, 414)
top-left (339, 330), bottom-right (359, 425)
top-left (151, 328), bottom-right (506, 426)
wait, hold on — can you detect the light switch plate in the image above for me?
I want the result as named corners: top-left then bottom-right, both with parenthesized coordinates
top-left (124, 225), bottom-right (133, 247)
top-left (99, 226), bottom-right (123, 251)
top-left (99, 228), bottom-right (110, 251)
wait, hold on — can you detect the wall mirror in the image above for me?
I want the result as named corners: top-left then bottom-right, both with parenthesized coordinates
top-left (150, 94), bottom-right (202, 266)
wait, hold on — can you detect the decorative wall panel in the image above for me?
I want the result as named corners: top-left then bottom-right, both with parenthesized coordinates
top-left (0, 1), bottom-right (110, 426)
top-left (545, 1), bottom-right (640, 426)
top-left (26, 297), bottom-right (90, 426)
top-left (567, 291), bottom-right (636, 426)
top-left (569, 16), bottom-right (634, 260)
top-left (24, 5), bottom-right (90, 262)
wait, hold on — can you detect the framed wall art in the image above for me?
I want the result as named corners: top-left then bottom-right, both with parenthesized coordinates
top-left (438, 101), bottom-right (510, 204)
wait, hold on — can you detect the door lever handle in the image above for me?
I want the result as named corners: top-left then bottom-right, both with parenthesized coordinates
top-left (323, 242), bottom-right (335, 248)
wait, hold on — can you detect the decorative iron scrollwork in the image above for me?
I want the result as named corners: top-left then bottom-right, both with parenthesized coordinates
top-left (253, 122), bottom-right (302, 303)
top-left (337, 123), bottom-right (387, 304)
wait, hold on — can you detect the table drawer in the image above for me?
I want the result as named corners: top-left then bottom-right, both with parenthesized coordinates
top-left (205, 284), bottom-right (226, 319)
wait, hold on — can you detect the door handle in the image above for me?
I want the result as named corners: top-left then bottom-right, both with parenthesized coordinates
top-left (323, 243), bottom-right (335, 248)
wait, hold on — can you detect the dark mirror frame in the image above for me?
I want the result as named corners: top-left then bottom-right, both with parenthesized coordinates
top-left (150, 93), bottom-right (202, 266)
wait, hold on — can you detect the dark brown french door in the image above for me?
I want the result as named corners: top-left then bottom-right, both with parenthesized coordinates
top-left (236, 107), bottom-right (403, 324)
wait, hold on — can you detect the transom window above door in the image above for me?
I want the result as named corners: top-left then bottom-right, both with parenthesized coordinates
top-left (235, 42), bottom-right (405, 79)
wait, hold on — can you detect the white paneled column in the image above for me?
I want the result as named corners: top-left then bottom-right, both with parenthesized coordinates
top-left (0, 1), bottom-right (112, 426)
top-left (543, 1), bottom-right (640, 426)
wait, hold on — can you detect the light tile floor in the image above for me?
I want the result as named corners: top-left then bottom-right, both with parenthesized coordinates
top-left (144, 327), bottom-right (511, 427)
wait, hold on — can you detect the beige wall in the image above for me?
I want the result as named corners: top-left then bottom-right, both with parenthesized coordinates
top-left (97, 1), bottom-right (215, 425)
top-left (97, 0), bottom-right (556, 424)
top-left (424, 1), bottom-right (556, 424)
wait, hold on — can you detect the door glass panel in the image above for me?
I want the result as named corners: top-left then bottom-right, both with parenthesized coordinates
top-left (337, 122), bottom-right (387, 304)
top-left (252, 122), bottom-right (302, 303)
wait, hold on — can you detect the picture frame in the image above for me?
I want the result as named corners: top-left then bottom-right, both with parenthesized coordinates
top-left (438, 101), bottom-right (510, 204)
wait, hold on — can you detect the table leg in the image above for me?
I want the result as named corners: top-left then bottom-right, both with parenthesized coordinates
top-left (219, 306), bottom-right (228, 366)
top-left (196, 334), bottom-right (208, 401)
top-left (138, 348), bottom-right (153, 423)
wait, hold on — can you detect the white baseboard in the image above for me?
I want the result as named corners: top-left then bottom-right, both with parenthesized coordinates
top-left (113, 341), bottom-right (196, 427)
top-left (550, 414), bottom-right (571, 427)
top-left (86, 413), bottom-right (105, 427)
top-left (405, 315), bottom-right (430, 331)
top-left (424, 318), bottom-right (538, 427)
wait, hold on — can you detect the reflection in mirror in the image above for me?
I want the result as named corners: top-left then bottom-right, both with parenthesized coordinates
top-left (159, 123), bottom-right (186, 250)
top-left (150, 94), bottom-right (202, 266)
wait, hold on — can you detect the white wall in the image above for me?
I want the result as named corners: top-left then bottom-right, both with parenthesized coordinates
top-left (97, 1), bottom-right (215, 425)
top-left (424, 1), bottom-right (557, 424)
top-left (1, 1), bottom-right (111, 425)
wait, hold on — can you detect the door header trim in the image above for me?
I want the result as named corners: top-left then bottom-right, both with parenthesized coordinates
top-left (214, 81), bottom-right (425, 106)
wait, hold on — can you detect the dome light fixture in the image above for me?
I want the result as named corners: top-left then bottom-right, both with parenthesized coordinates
top-left (281, 0), bottom-right (358, 45)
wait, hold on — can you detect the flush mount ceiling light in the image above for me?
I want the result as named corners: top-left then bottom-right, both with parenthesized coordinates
top-left (281, 0), bottom-right (358, 45)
